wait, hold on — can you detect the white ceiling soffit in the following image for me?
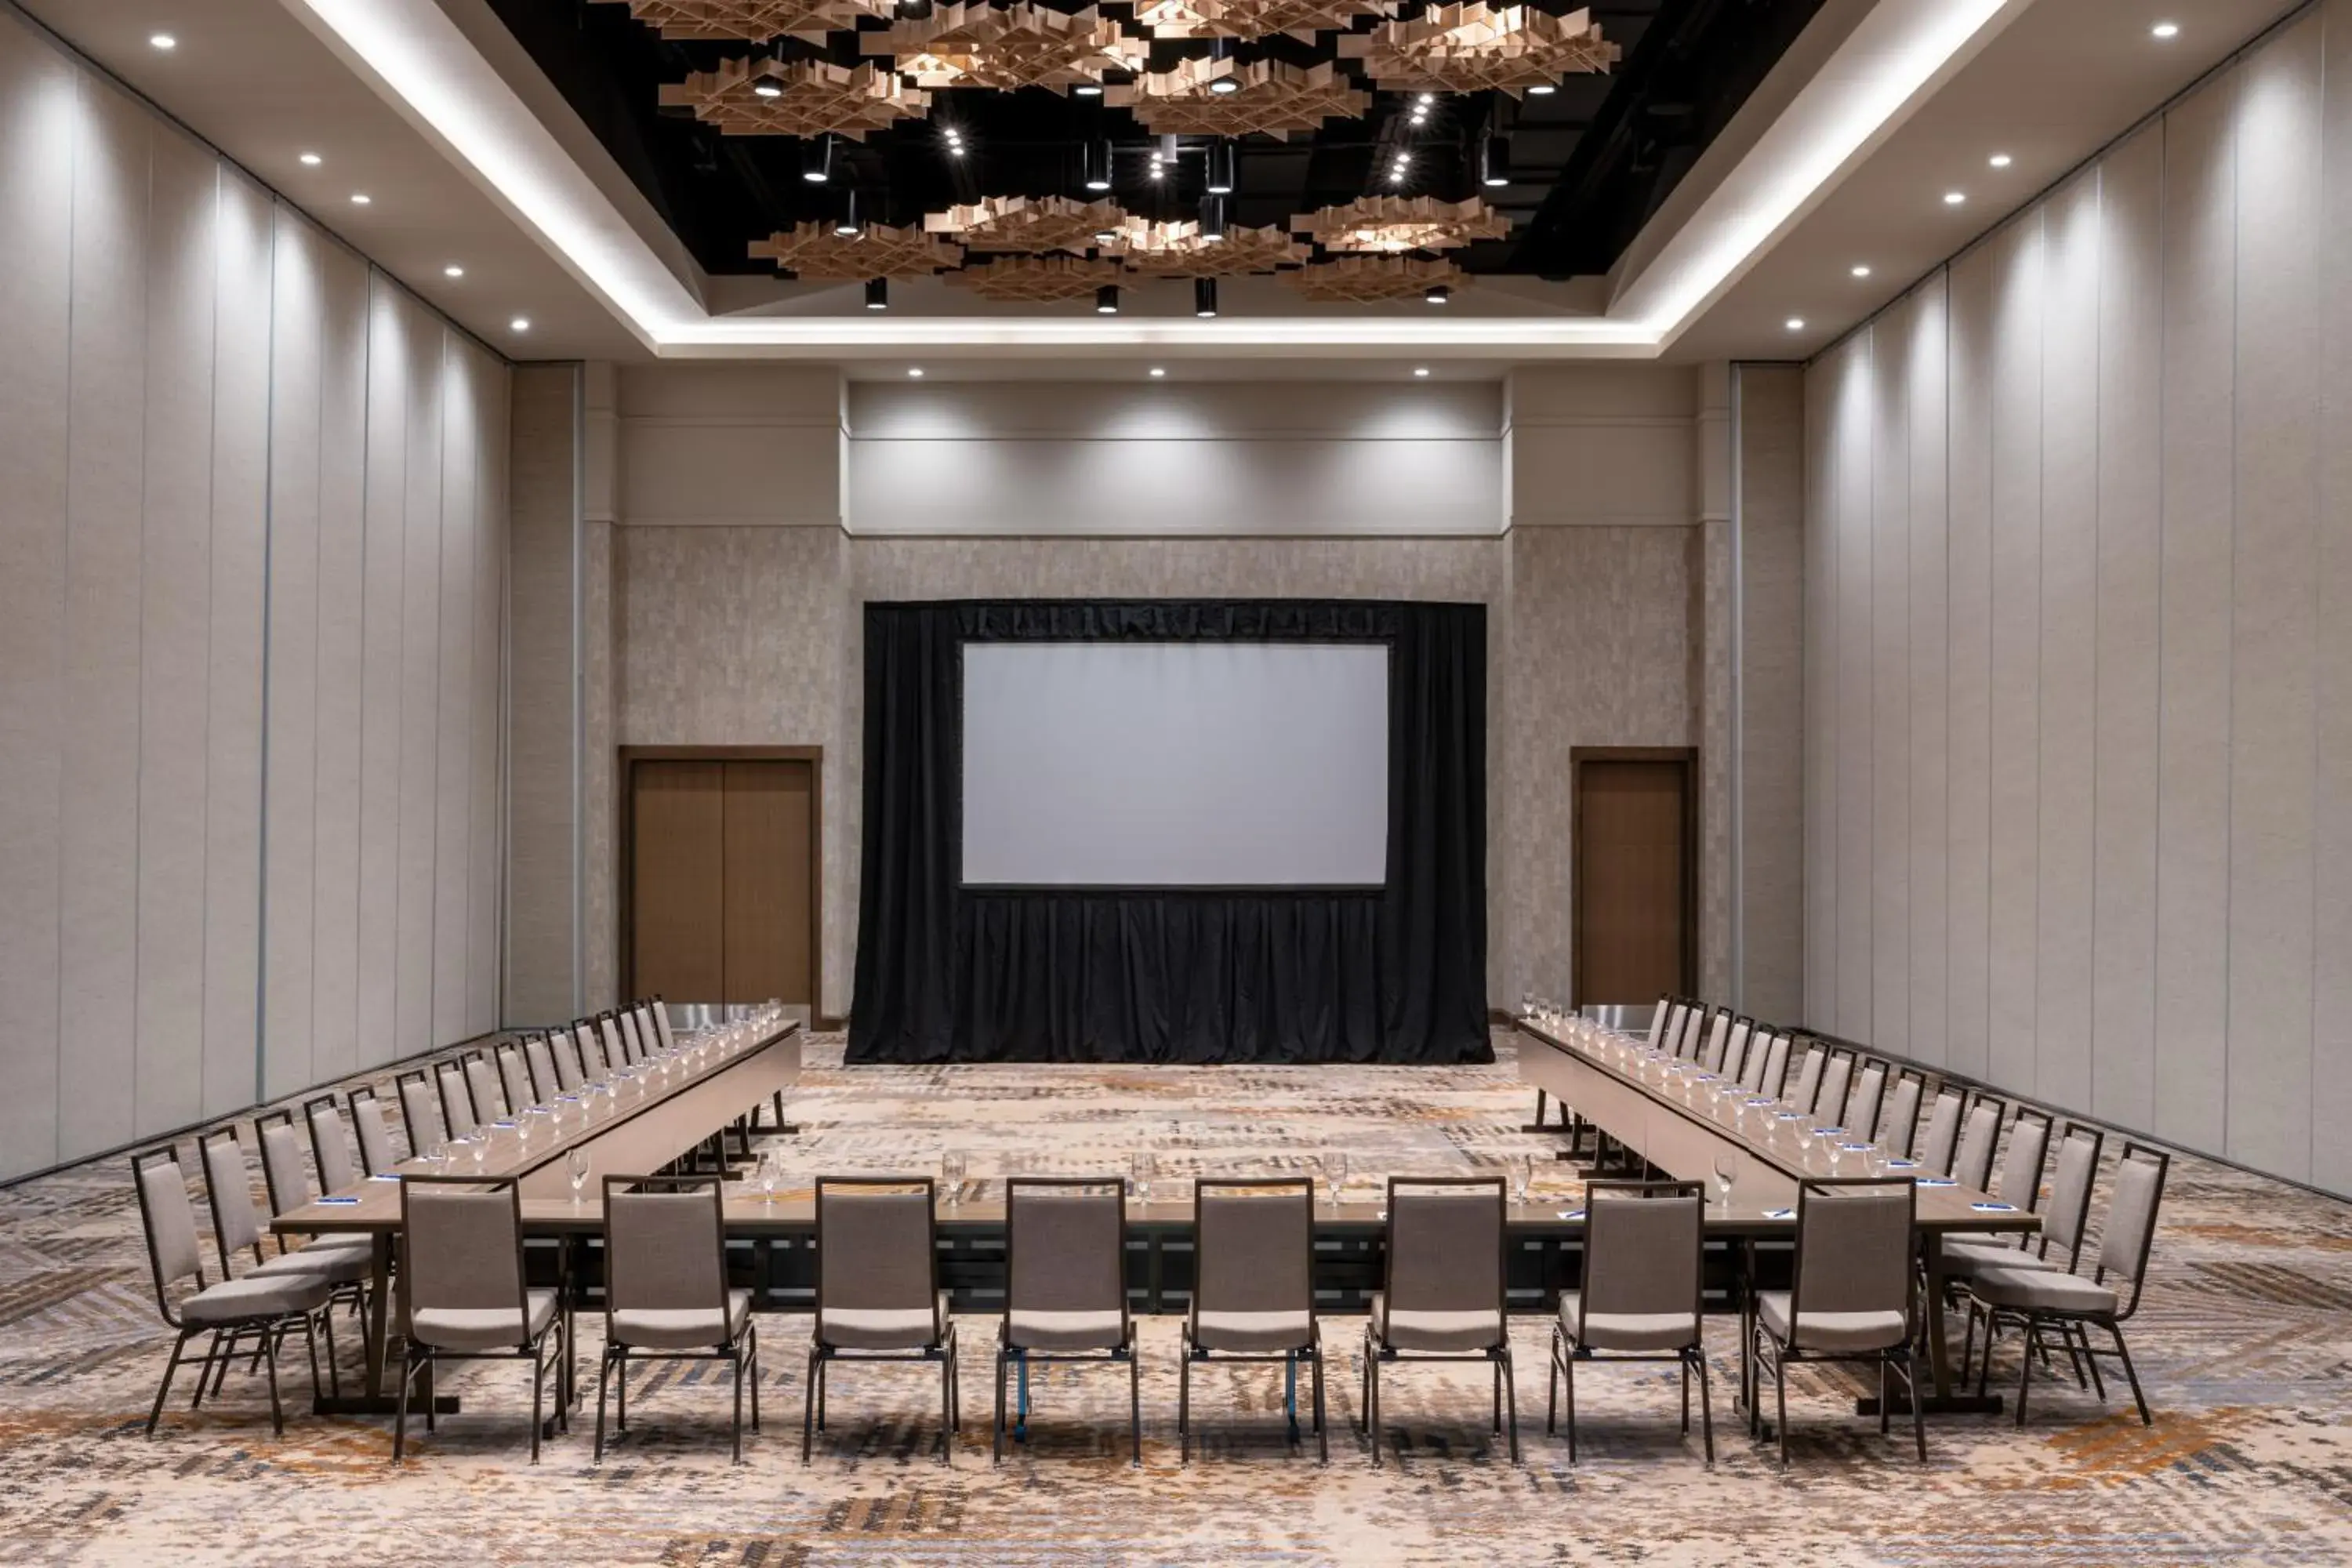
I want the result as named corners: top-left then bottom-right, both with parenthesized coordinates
top-left (283, 0), bottom-right (2016, 361)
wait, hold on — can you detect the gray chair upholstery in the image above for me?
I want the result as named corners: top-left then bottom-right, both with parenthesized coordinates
top-left (1846, 1063), bottom-right (1889, 1145)
top-left (651, 996), bottom-right (679, 1052)
top-left (1182, 1178), bottom-right (1324, 1463)
top-left (599, 1177), bottom-right (759, 1462)
top-left (523, 1034), bottom-right (560, 1102)
top-left (1550, 1181), bottom-right (1711, 1463)
top-left (134, 1145), bottom-right (333, 1436)
top-left (996, 1178), bottom-right (1138, 1465)
top-left (463, 1055), bottom-right (506, 1126)
top-left (1814, 1054), bottom-right (1855, 1131)
top-left (574, 1022), bottom-right (605, 1078)
top-left (1952, 1094), bottom-right (2008, 1192)
top-left (617, 1008), bottom-right (647, 1064)
top-left (1675, 1006), bottom-right (1708, 1062)
top-left (808, 1178), bottom-right (953, 1463)
top-left (1753, 1032), bottom-right (1792, 1098)
top-left (495, 1045), bottom-right (535, 1116)
top-left (1748, 1178), bottom-right (1926, 1466)
top-left (434, 1062), bottom-right (477, 1142)
top-left (599, 1014), bottom-right (630, 1070)
top-left (1700, 1011), bottom-right (1733, 1072)
top-left (1643, 998), bottom-right (1675, 1051)
top-left (1364, 1177), bottom-right (1517, 1465)
top-left (303, 1096), bottom-right (360, 1196)
top-left (1720, 1019), bottom-right (1754, 1086)
top-left (1917, 1088), bottom-right (1965, 1175)
top-left (394, 1177), bottom-right (568, 1463)
top-left (396, 1073), bottom-right (443, 1157)
top-left (551, 1030), bottom-right (586, 1092)
top-left (1966, 1142), bottom-right (2169, 1427)
top-left (1882, 1073), bottom-right (1926, 1160)
top-left (347, 1087), bottom-right (397, 1175)
top-left (1788, 1046), bottom-right (1826, 1115)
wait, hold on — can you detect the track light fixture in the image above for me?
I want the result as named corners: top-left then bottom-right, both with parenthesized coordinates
top-left (899, 0), bottom-right (933, 15)
top-left (1425, 283), bottom-right (1450, 305)
top-left (1199, 195), bottom-right (1228, 241)
top-left (1478, 135), bottom-right (1511, 189)
top-left (1194, 278), bottom-right (1218, 318)
top-left (801, 136), bottom-right (833, 184)
top-left (753, 78), bottom-right (783, 100)
top-left (834, 189), bottom-right (862, 237)
top-left (1205, 139), bottom-right (1236, 196)
top-left (865, 278), bottom-right (889, 310)
top-left (1082, 140), bottom-right (1114, 193)
top-left (1095, 283), bottom-right (1121, 314)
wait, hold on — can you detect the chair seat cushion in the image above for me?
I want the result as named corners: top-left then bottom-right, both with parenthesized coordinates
top-left (1757, 1291), bottom-right (1908, 1352)
top-left (1967, 1266), bottom-right (2118, 1316)
top-left (1556, 1291), bottom-right (1698, 1352)
top-left (413, 1287), bottom-right (559, 1352)
top-left (1369, 1293), bottom-right (1502, 1354)
top-left (245, 1247), bottom-right (371, 1287)
top-left (1193, 1308), bottom-right (1315, 1354)
top-left (1939, 1238), bottom-right (2047, 1279)
top-left (821, 1294), bottom-right (946, 1352)
top-left (181, 1272), bottom-right (332, 1325)
top-left (1007, 1308), bottom-right (1126, 1352)
top-left (303, 1233), bottom-right (377, 1254)
top-left (613, 1289), bottom-right (753, 1351)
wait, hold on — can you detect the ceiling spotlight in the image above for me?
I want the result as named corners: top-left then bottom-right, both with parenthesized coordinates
top-left (1194, 278), bottom-right (1218, 318)
top-left (1093, 227), bottom-right (1120, 246)
top-left (1205, 139), bottom-right (1236, 196)
top-left (834, 190), bottom-right (862, 237)
top-left (899, 0), bottom-right (932, 14)
top-left (1149, 159), bottom-right (1164, 181)
top-left (1149, 367), bottom-right (1167, 378)
top-left (946, 143), bottom-right (966, 158)
top-left (753, 79), bottom-right (784, 100)
top-left (1095, 284), bottom-right (1120, 315)
top-left (349, 193), bottom-right (371, 205)
top-left (2151, 20), bottom-right (2179, 39)
top-left (803, 137), bottom-right (834, 184)
top-left (299, 151), bottom-right (322, 167)
top-left (1943, 190), bottom-right (1965, 205)
top-left (866, 278), bottom-right (889, 310)
top-left (1074, 82), bottom-right (1104, 97)
top-left (1425, 283), bottom-right (1450, 305)
top-left (444, 264), bottom-right (465, 278)
top-left (906, 366), bottom-right (924, 378)
top-left (1987, 152), bottom-right (2013, 169)
top-left (1784, 317), bottom-right (1806, 331)
top-left (1199, 195), bottom-right (1228, 241)
top-left (1416, 93), bottom-right (1436, 106)
top-left (510, 317), bottom-right (532, 332)
top-left (149, 33), bottom-right (177, 50)
top-left (1208, 74), bottom-right (1240, 95)
top-left (1478, 135), bottom-right (1511, 189)
top-left (1849, 263), bottom-right (1870, 278)
top-left (1526, 82), bottom-right (1556, 96)
top-left (1412, 366), bottom-right (1431, 378)
top-left (1082, 139), bottom-right (1113, 192)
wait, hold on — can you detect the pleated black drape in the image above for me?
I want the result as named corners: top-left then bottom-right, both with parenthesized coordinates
top-left (848, 600), bottom-right (1488, 1065)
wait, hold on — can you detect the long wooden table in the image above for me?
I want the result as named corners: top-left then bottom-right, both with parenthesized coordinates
top-left (273, 1019), bottom-right (802, 1414)
top-left (1512, 1015), bottom-right (2034, 1414)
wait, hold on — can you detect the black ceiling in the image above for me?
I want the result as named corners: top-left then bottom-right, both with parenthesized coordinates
top-left (490, 0), bottom-right (1824, 281)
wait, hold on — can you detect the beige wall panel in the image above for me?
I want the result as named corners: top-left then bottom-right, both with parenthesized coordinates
top-left (620, 420), bottom-right (842, 528)
top-left (201, 170), bottom-right (273, 1117)
top-left (1942, 242), bottom-right (1996, 1083)
top-left (1733, 365), bottom-right (1805, 1024)
top-left (1904, 274), bottom-right (1951, 1068)
top-left (261, 210), bottom-right (324, 1101)
top-left (2225, 17), bottom-right (2322, 1180)
top-left (433, 335), bottom-right (480, 1048)
top-left (2314, 0), bottom-right (2352, 1195)
top-left (2091, 126), bottom-right (2165, 1131)
top-left (132, 132), bottom-right (216, 1136)
top-left (395, 306), bottom-right (445, 1065)
top-left (582, 519), bottom-right (617, 1011)
top-left (1984, 213), bottom-right (2045, 1094)
top-left (504, 366), bottom-right (580, 1024)
top-left (2154, 74), bottom-right (2238, 1152)
top-left (56, 80), bottom-right (150, 1161)
top-left (1832, 332), bottom-right (1875, 1039)
top-left (1869, 303), bottom-right (1912, 1055)
top-left (1801, 349), bottom-right (1838, 1024)
top-left (470, 352), bottom-right (510, 1035)
top-left (309, 242), bottom-right (372, 1085)
top-left (356, 281), bottom-right (409, 1069)
top-left (2035, 172), bottom-right (2103, 1113)
top-left (0, 14), bottom-right (75, 1178)
top-left (1508, 421), bottom-right (1694, 528)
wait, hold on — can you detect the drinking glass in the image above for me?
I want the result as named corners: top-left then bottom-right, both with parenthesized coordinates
top-left (1322, 1150), bottom-right (1348, 1206)
top-left (468, 1137), bottom-right (488, 1175)
top-left (1712, 1149), bottom-right (1740, 1210)
top-left (942, 1150), bottom-right (968, 1206)
top-left (1131, 1151), bottom-right (1157, 1203)
top-left (758, 1151), bottom-right (782, 1203)
top-left (1512, 1152), bottom-right (1534, 1207)
top-left (1522, 990), bottom-right (1536, 1018)
top-left (567, 1147), bottom-right (590, 1203)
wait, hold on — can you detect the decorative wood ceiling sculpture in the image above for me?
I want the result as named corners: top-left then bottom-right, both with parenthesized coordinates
top-left (924, 195), bottom-right (1132, 253)
top-left (859, 5), bottom-right (1147, 93)
top-left (1290, 195), bottom-right (1510, 252)
top-left (1336, 4), bottom-right (1619, 96)
top-left (1104, 220), bottom-right (1311, 276)
top-left (658, 59), bottom-right (931, 139)
top-left (948, 256), bottom-right (1127, 300)
top-left (1283, 256), bottom-right (1466, 303)
top-left (593, 0), bottom-right (895, 42)
top-left (1107, 60), bottom-right (1370, 136)
top-left (747, 223), bottom-right (967, 278)
top-left (1129, 0), bottom-right (1396, 43)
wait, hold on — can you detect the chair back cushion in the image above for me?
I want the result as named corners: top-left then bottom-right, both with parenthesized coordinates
top-left (308, 1102), bottom-right (358, 1192)
top-left (600, 1015), bottom-right (630, 1067)
top-left (1847, 1065), bottom-right (1887, 1142)
top-left (1816, 1055), bottom-right (1854, 1127)
top-left (524, 1036), bottom-right (559, 1101)
top-left (2045, 1127), bottom-right (2103, 1257)
top-left (1386, 1181), bottom-right (1503, 1318)
top-left (2097, 1152), bottom-right (2167, 1283)
top-left (1758, 1033), bottom-right (1791, 1096)
top-left (553, 1032), bottom-right (585, 1091)
top-left (437, 1064), bottom-right (477, 1139)
top-left (465, 1057), bottom-right (505, 1123)
top-left (405, 1185), bottom-right (522, 1314)
top-left (1701, 1011), bottom-right (1731, 1071)
top-left (1644, 1001), bottom-right (1675, 1051)
top-left (1676, 1008), bottom-right (1707, 1060)
top-left (138, 1156), bottom-right (205, 1287)
top-left (354, 1094), bottom-right (397, 1174)
top-left (399, 1076), bottom-right (444, 1152)
top-left (1919, 1091), bottom-right (1964, 1173)
top-left (1007, 1185), bottom-right (1123, 1316)
top-left (575, 1022), bottom-right (604, 1076)
top-left (259, 1120), bottom-right (313, 1213)
top-left (496, 1047), bottom-right (534, 1113)
top-left (1996, 1114), bottom-right (2053, 1211)
top-left (652, 1000), bottom-right (679, 1051)
top-left (1955, 1102), bottom-right (2002, 1189)
top-left (1584, 1187), bottom-right (1700, 1320)
top-left (607, 1188), bottom-right (724, 1315)
top-left (1789, 1047), bottom-right (1824, 1110)
top-left (817, 1185), bottom-right (937, 1317)
top-left (1722, 1020), bottom-right (1753, 1084)
top-left (1794, 1181), bottom-right (1914, 1321)
top-left (1196, 1185), bottom-right (1312, 1319)
top-left (201, 1134), bottom-right (264, 1258)
top-left (1882, 1076), bottom-right (1924, 1160)
top-left (618, 1010), bottom-right (645, 1062)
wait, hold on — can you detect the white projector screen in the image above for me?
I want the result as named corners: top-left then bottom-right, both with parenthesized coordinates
top-left (961, 641), bottom-right (1389, 887)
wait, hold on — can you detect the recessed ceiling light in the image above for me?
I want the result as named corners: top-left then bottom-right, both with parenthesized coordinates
top-left (1149, 367), bottom-right (1166, 378)
top-left (1208, 76), bottom-right (1240, 95)
top-left (2151, 21), bottom-right (2179, 40)
top-left (509, 317), bottom-right (531, 332)
top-left (349, 193), bottom-right (371, 205)
top-left (906, 366), bottom-right (924, 378)
top-left (1074, 83), bottom-right (1103, 97)
top-left (1425, 284), bottom-right (1450, 305)
top-left (1943, 190), bottom-right (1965, 205)
top-left (149, 33), bottom-right (176, 51)
top-left (1412, 366), bottom-right (1431, 378)
top-left (1417, 93), bottom-right (1435, 105)
top-left (1785, 317), bottom-right (1806, 331)
top-left (444, 264), bottom-right (464, 278)
top-left (299, 151), bottom-right (322, 167)
top-left (1849, 264), bottom-right (1871, 278)
top-left (865, 278), bottom-right (888, 310)
top-left (752, 80), bottom-right (782, 99)
top-left (1987, 152), bottom-right (2013, 169)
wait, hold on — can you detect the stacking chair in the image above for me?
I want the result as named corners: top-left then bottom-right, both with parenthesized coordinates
top-left (806, 1176), bottom-right (955, 1464)
top-left (551, 1029), bottom-right (586, 1092)
top-left (1882, 1072), bottom-right (1928, 1160)
top-left (304, 1094), bottom-right (361, 1195)
top-left (465, 1054), bottom-right (506, 1125)
top-left (597, 1176), bottom-right (759, 1462)
top-left (574, 1020), bottom-right (606, 1078)
top-left (1965, 1143), bottom-right (2170, 1426)
top-left (1643, 996), bottom-right (1674, 1051)
top-left (1549, 1180), bottom-right (1712, 1463)
top-left (1675, 1007), bottom-right (1708, 1061)
top-left (134, 1146), bottom-right (332, 1436)
top-left (1845, 1060), bottom-right (1889, 1145)
top-left (1749, 1177), bottom-right (1927, 1465)
top-left (1954, 1123), bottom-right (2104, 1380)
top-left (1787, 1044), bottom-right (1826, 1113)
top-left (394, 1176), bottom-right (568, 1463)
top-left (599, 1012), bottom-right (630, 1070)
top-left (495, 1044), bottom-right (535, 1116)
top-left (1181, 1177), bottom-right (1325, 1464)
top-left (1363, 1176), bottom-right (1518, 1465)
top-left (651, 995), bottom-right (679, 1052)
top-left (1814, 1053), bottom-right (1855, 1130)
top-left (617, 1007), bottom-right (647, 1063)
top-left (397, 1070), bottom-right (443, 1156)
top-left (1952, 1094), bottom-right (2009, 1192)
top-left (197, 1129), bottom-right (359, 1395)
top-left (435, 1061), bottom-right (478, 1142)
top-left (1917, 1088), bottom-right (1965, 1175)
top-left (1720, 1018), bottom-right (1755, 1086)
top-left (523, 1033), bottom-right (560, 1103)
top-left (1748, 1032), bottom-right (1790, 1097)
top-left (254, 1114), bottom-right (371, 1258)
top-left (345, 1085), bottom-right (399, 1174)
top-left (1700, 1011), bottom-right (1733, 1073)
top-left (994, 1178), bottom-right (1139, 1465)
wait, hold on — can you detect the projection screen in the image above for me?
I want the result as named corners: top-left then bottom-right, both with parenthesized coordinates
top-left (960, 641), bottom-right (1390, 887)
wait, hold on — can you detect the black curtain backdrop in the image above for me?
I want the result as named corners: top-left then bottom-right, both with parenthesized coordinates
top-left (847, 600), bottom-right (1489, 1065)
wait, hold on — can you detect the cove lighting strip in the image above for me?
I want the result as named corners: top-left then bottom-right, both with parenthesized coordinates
top-left (286, 0), bottom-right (2018, 358)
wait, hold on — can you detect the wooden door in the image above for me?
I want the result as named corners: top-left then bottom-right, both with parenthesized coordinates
top-left (626, 756), bottom-right (817, 1007)
top-left (1572, 751), bottom-right (1695, 1006)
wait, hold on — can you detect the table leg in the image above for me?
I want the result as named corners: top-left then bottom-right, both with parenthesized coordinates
top-left (312, 1229), bottom-right (458, 1417)
top-left (1856, 1230), bottom-right (2002, 1417)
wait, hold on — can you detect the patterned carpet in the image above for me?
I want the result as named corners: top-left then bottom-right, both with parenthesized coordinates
top-left (2, 1032), bottom-right (2349, 1566)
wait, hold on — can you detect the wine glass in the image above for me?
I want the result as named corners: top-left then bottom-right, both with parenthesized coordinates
top-left (942, 1150), bottom-right (968, 1207)
top-left (1521, 989), bottom-right (1536, 1018)
top-left (1712, 1149), bottom-right (1740, 1210)
top-left (1321, 1150), bottom-right (1348, 1207)
top-left (426, 1140), bottom-right (448, 1171)
top-left (1131, 1151), bottom-right (1156, 1204)
top-left (468, 1137), bottom-right (488, 1175)
top-left (1512, 1152), bottom-right (1534, 1207)
top-left (567, 1147), bottom-right (590, 1203)
top-left (758, 1151), bottom-right (782, 1204)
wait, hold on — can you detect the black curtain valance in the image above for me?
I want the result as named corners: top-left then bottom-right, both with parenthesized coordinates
top-left (848, 598), bottom-right (1489, 1065)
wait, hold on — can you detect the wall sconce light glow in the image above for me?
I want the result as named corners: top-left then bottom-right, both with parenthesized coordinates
top-left (2151, 21), bottom-right (2179, 39)
top-left (1987, 152), bottom-right (2013, 168)
top-left (149, 33), bottom-right (177, 50)
top-left (299, 151), bottom-right (323, 166)
top-left (509, 317), bottom-right (531, 332)
top-left (1943, 191), bottom-right (1966, 205)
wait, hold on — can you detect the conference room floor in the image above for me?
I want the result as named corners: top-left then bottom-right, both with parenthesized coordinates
top-left (3, 1033), bottom-right (2347, 1566)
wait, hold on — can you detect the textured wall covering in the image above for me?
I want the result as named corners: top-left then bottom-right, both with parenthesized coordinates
top-left (0, 7), bottom-right (510, 1179)
top-left (1733, 365), bottom-right (1806, 1024)
top-left (505, 366), bottom-right (581, 1024)
top-left (1802, 4), bottom-right (2352, 1193)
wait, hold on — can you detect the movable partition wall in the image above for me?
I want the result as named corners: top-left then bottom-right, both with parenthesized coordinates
top-left (849, 599), bottom-right (1488, 1064)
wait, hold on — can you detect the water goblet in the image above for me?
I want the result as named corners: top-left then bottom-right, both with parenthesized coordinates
top-left (1512, 1152), bottom-right (1534, 1207)
top-left (758, 1151), bottom-right (782, 1204)
top-left (567, 1147), bottom-right (590, 1203)
top-left (1712, 1149), bottom-right (1740, 1210)
top-left (1322, 1150), bottom-right (1348, 1207)
top-left (942, 1150), bottom-right (968, 1207)
top-left (1131, 1151), bottom-right (1157, 1204)
top-left (468, 1137), bottom-right (489, 1175)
